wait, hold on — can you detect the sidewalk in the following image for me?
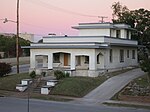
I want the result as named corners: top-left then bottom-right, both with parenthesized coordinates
top-left (72, 68), bottom-right (145, 105)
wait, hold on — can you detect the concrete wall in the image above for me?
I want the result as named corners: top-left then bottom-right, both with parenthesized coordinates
top-left (78, 29), bottom-right (110, 36)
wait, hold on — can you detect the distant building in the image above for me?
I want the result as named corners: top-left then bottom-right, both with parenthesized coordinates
top-left (0, 32), bottom-right (34, 42)
top-left (23, 22), bottom-right (138, 77)
top-left (0, 33), bottom-right (15, 37)
top-left (19, 33), bottom-right (34, 42)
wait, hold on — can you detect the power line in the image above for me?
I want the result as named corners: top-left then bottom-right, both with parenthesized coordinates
top-left (25, 0), bottom-right (99, 18)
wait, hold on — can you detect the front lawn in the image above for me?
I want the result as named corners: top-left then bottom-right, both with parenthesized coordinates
top-left (50, 76), bottom-right (107, 97)
top-left (0, 73), bottom-right (30, 91)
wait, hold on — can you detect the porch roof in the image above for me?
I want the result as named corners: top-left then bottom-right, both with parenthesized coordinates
top-left (22, 45), bottom-right (110, 49)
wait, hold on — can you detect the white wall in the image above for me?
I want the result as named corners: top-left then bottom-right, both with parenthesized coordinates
top-left (78, 29), bottom-right (110, 36)
top-left (104, 47), bottom-right (138, 70)
top-left (30, 48), bottom-right (97, 70)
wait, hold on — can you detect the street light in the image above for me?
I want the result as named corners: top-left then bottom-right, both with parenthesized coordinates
top-left (2, 0), bottom-right (20, 74)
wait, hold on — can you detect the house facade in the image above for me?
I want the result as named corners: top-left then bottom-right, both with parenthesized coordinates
top-left (25, 22), bottom-right (138, 77)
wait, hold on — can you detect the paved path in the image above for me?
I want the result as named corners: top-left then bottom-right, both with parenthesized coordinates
top-left (72, 68), bottom-right (145, 105)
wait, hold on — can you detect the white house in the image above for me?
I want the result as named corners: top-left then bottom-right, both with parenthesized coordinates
top-left (24, 22), bottom-right (138, 77)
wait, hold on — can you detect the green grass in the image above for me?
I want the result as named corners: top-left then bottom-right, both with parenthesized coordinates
top-left (0, 73), bottom-right (30, 91)
top-left (134, 74), bottom-right (149, 86)
top-left (50, 76), bottom-right (107, 97)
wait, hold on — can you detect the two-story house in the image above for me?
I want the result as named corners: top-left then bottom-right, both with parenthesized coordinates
top-left (24, 22), bottom-right (138, 77)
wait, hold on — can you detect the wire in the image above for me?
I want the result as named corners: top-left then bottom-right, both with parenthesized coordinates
top-left (25, 0), bottom-right (98, 18)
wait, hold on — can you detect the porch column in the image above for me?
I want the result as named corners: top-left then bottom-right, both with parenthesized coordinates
top-left (43, 56), bottom-right (47, 68)
top-left (30, 52), bottom-right (36, 68)
top-left (71, 53), bottom-right (75, 70)
top-left (48, 53), bottom-right (53, 69)
top-left (89, 54), bottom-right (96, 70)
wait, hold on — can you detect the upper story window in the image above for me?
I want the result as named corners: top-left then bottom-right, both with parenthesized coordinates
top-left (127, 30), bottom-right (130, 39)
top-left (116, 30), bottom-right (121, 38)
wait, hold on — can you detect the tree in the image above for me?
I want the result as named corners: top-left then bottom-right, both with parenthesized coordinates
top-left (0, 62), bottom-right (12, 77)
top-left (140, 58), bottom-right (150, 83)
top-left (0, 35), bottom-right (30, 57)
top-left (111, 2), bottom-right (150, 51)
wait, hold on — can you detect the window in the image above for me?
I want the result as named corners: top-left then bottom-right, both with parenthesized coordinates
top-left (132, 50), bottom-right (135, 59)
top-left (127, 30), bottom-right (129, 39)
top-left (116, 30), bottom-right (121, 38)
top-left (53, 53), bottom-right (60, 63)
top-left (109, 49), bottom-right (113, 63)
top-left (120, 49), bottom-right (124, 62)
top-left (85, 56), bottom-right (89, 64)
top-left (97, 54), bottom-right (100, 64)
top-left (127, 50), bottom-right (129, 58)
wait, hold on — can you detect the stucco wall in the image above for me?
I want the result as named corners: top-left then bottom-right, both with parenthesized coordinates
top-left (104, 47), bottom-right (138, 70)
top-left (78, 29), bottom-right (110, 36)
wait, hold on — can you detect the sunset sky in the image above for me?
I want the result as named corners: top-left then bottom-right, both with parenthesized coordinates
top-left (0, 0), bottom-right (150, 40)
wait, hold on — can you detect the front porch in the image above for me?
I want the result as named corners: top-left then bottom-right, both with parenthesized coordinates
top-left (30, 50), bottom-right (105, 77)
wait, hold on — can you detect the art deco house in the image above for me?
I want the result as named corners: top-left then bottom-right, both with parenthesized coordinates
top-left (24, 22), bottom-right (138, 77)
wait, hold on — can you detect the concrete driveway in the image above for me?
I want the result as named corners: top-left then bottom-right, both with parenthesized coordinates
top-left (72, 68), bottom-right (145, 105)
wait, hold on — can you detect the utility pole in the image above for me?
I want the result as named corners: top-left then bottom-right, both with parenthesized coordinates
top-left (16, 0), bottom-right (20, 74)
top-left (98, 16), bottom-right (108, 23)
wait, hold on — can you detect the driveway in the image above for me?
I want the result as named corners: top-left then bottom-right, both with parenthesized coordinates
top-left (72, 68), bottom-right (145, 105)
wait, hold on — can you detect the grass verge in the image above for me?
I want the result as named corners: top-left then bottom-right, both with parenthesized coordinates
top-left (0, 73), bottom-right (30, 91)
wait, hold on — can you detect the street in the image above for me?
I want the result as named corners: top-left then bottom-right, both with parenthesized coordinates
top-left (0, 97), bottom-right (149, 112)
top-left (11, 64), bottom-right (30, 74)
top-left (11, 64), bottom-right (42, 74)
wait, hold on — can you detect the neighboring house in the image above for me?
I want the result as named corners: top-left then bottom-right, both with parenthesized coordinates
top-left (23, 22), bottom-right (138, 77)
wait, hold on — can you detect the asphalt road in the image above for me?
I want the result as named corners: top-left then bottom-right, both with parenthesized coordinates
top-left (11, 64), bottom-right (30, 74)
top-left (11, 64), bottom-right (42, 74)
top-left (0, 97), bottom-right (149, 112)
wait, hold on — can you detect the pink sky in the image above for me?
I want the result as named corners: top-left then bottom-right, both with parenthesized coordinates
top-left (0, 0), bottom-right (150, 40)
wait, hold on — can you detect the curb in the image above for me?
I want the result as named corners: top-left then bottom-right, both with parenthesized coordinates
top-left (103, 100), bottom-right (150, 109)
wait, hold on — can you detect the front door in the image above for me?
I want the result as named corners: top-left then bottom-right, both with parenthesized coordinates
top-left (64, 53), bottom-right (68, 66)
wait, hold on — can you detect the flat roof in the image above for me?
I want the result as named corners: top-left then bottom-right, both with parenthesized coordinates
top-left (22, 45), bottom-right (110, 49)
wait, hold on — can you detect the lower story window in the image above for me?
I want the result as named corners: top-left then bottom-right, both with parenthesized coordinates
top-left (84, 56), bottom-right (89, 64)
top-left (53, 53), bottom-right (60, 63)
top-left (132, 50), bottom-right (135, 59)
top-left (120, 49), bottom-right (124, 63)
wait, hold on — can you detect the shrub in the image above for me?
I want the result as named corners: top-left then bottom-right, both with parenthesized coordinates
top-left (54, 70), bottom-right (65, 80)
top-left (41, 72), bottom-right (46, 77)
top-left (0, 62), bottom-right (12, 77)
top-left (140, 58), bottom-right (150, 83)
top-left (29, 71), bottom-right (36, 79)
top-left (65, 72), bottom-right (70, 78)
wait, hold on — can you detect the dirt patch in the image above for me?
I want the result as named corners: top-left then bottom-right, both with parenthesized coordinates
top-left (119, 95), bottom-right (150, 103)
